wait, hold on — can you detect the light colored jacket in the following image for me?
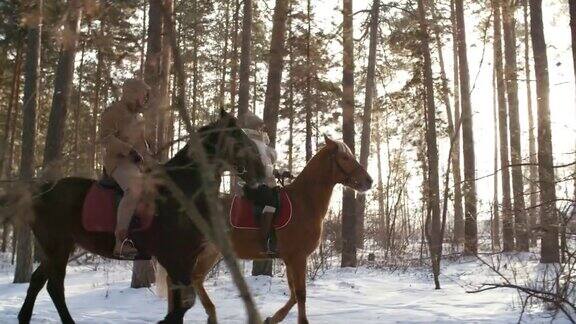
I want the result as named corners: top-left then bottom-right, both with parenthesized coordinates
top-left (244, 129), bottom-right (277, 187)
top-left (100, 79), bottom-right (150, 173)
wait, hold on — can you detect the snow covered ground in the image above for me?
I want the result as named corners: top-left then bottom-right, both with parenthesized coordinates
top-left (0, 253), bottom-right (569, 323)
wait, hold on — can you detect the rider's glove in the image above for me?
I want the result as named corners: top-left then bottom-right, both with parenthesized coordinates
top-left (129, 149), bottom-right (144, 164)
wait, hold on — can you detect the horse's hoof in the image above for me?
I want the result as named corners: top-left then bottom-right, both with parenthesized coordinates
top-left (264, 317), bottom-right (273, 324)
top-left (207, 317), bottom-right (218, 324)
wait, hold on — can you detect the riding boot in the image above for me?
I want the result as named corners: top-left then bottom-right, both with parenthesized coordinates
top-left (259, 211), bottom-right (275, 256)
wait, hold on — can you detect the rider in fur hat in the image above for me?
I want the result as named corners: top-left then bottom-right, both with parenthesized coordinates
top-left (100, 78), bottom-right (151, 259)
top-left (241, 111), bottom-right (278, 256)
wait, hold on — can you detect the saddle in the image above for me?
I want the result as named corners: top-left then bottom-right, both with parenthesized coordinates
top-left (81, 175), bottom-right (155, 235)
top-left (229, 189), bottom-right (292, 230)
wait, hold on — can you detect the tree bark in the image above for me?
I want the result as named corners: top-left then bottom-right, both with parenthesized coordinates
top-left (356, 0), bottom-right (380, 248)
top-left (530, 0), bottom-right (559, 263)
top-left (418, 0), bottom-right (442, 289)
top-left (89, 24), bottom-right (105, 178)
top-left (14, 0), bottom-right (43, 284)
top-left (73, 32), bottom-right (86, 175)
top-left (454, 0), bottom-right (478, 255)
top-left (253, 0), bottom-right (289, 278)
top-left (493, 0), bottom-right (514, 252)
top-left (144, 0), bottom-right (163, 153)
top-left (341, 0), bottom-right (357, 268)
top-left (305, 0), bottom-right (313, 162)
top-left (523, 0), bottom-right (538, 247)
top-left (237, 0), bottom-right (253, 124)
top-left (0, 41), bottom-right (23, 178)
top-left (157, 0), bottom-right (172, 161)
top-left (218, 0), bottom-right (231, 110)
top-left (230, 0), bottom-right (241, 114)
top-left (492, 65), bottom-right (500, 251)
top-left (450, 0), bottom-right (464, 244)
top-left (42, 0), bottom-right (82, 178)
top-left (502, 0), bottom-right (529, 251)
top-left (262, 0), bottom-right (289, 148)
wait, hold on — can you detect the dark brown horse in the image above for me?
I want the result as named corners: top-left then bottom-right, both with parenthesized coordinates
top-left (6, 111), bottom-right (266, 324)
top-left (158, 135), bottom-right (373, 324)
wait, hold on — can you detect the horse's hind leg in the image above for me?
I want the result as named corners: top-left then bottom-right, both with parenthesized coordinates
top-left (194, 280), bottom-right (216, 324)
top-left (266, 265), bottom-right (296, 324)
top-left (46, 247), bottom-right (74, 324)
top-left (291, 258), bottom-right (309, 324)
top-left (18, 264), bottom-right (49, 323)
top-left (191, 244), bottom-right (220, 324)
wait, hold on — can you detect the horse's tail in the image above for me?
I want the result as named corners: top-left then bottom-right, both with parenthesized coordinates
top-left (155, 259), bottom-right (169, 298)
top-left (0, 185), bottom-right (36, 226)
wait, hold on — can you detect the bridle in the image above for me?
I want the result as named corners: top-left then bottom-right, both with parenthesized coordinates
top-left (330, 149), bottom-right (364, 188)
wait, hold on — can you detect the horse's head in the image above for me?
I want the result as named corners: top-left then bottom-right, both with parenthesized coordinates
top-left (198, 109), bottom-right (266, 186)
top-left (323, 135), bottom-right (372, 192)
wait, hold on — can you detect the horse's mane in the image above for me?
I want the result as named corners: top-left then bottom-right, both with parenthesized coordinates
top-left (164, 120), bottom-right (218, 168)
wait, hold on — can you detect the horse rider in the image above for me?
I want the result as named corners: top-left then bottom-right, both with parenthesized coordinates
top-left (100, 78), bottom-right (151, 259)
top-left (241, 111), bottom-right (279, 256)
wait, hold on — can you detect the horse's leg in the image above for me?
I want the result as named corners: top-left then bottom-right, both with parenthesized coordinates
top-left (292, 258), bottom-right (309, 324)
top-left (266, 265), bottom-right (296, 324)
top-left (193, 279), bottom-right (216, 324)
top-left (45, 243), bottom-right (75, 324)
top-left (18, 264), bottom-right (49, 323)
top-left (191, 244), bottom-right (220, 324)
top-left (160, 284), bottom-right (194, 324)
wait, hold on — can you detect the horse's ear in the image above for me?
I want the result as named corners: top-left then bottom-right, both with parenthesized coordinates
top-left (324, 134), bottom-right (337, 150)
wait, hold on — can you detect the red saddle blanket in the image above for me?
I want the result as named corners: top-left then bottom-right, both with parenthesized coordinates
top-left (229, 190), bottom-right (292, 230)
top-left (82, 183), bottom-right (154, 233)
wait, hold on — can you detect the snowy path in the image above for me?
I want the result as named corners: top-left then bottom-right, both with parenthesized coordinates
top-left (0, 257), bottom-right (564, 323)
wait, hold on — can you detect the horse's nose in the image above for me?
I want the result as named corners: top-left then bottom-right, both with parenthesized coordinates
top-left (366, 176), bottom-right (373, 188)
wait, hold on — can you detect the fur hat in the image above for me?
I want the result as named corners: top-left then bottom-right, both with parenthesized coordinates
top-left (241, 111), bottom-right (265, 130)
top-left (121, 79), bottom-right (150, 105)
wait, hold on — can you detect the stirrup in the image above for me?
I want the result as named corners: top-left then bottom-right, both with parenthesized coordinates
top-left (113, 238), bottom-right (139, 260)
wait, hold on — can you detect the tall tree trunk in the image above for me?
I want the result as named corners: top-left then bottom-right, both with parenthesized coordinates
top-left (144, 0), bottom-right (163, 152)
top-left (157, 0), bottom-right (172, 161)
top-left (523, 0), bottom-right (538, 247)
top-left (493, 0), bottom-right (515, 252)
top-left (140, 2), bottom-right (147, 78)
top-left (376, 119), bottom-right (385, 242)
top-left (450, 0), bottom-right (464, 244)
top-left (89, 24), bottom-right (105, 178)
top-left (0, 41), bottom-right (23, 178)
top-left (492, 67), bottom-right (500, 251)
top-left (435, 0), bottom-right (464, 247)
top-left (305, 0), bottom-right (313, 162)
top-left (287, 1), bottom-right (294, 172)
top-left (218, 0), bottom-right (231, 110)
top-left (230, 0), bottom-right (241, 114)
top-left (357, 0), bottom-right (380, 248)
top-left (14, 0), bottom-right (43, 284)
top-left (454, 0), bottom-right (478, 255)
top-left (569, 0), bottom-right (576, 218)
top-left (341, 0), bottom-right (357, 268)
top-left (262, 0), bottom-right (288, 147)
top-left (237, 0), bottom-right (253, 124)
top-left (530, 0), bottom-right (559, 263)
top-left (253, 0), bottom-right (289, 278)
top-left (6, 94), bottom-right (21, 179)
top-left (73, 32), bottom-right (86, 175)
top-left (418, 0), bottom-right (442, 289)
top-left (191, 0), bottom-right (200, 126)
top-left (502, 0), bottom-right (528, 251)
top-left (42, 0), bottom-right (83, 178)
top-left (132, 0), bottom-right (170, 288)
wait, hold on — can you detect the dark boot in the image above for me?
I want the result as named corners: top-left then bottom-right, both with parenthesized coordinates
top-left (259, 212), bottom-right (275, 255)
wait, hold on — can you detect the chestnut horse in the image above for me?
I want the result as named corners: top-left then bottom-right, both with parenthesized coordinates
top-left (5, 111), bottom-right (266, 324)
top-left (158, 135), bottom-right (373, 324)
